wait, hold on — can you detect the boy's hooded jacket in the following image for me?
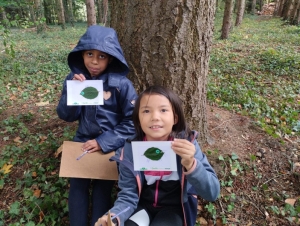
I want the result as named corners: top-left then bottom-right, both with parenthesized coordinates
top-left (109, 132), bottom-right (220, 226)
top-left (57, 25), bottom-right (137, 152)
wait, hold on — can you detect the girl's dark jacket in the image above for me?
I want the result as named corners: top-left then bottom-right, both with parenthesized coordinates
top-left (109, 131), bottom-right (220, 226)
top-left (56, 25), bottom-right (137, 153)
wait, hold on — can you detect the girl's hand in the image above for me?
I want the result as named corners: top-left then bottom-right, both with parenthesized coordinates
top-left (82, 139), bottom-right (102, 153)
top-left (72, 73), bottom-right (86, 82)
top-left (171, 138), bottom-right (195, 171)
top-left (94, 215), bottom-right (116, 226)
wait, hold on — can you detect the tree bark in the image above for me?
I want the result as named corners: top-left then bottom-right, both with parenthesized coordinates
top-left (101, 0), bottom-right (108, 26)
top-left (235, 0), bottom-right (246, 26)
top-left (86, 0), bottom-right (97, 26)
top-left (221, 0), bottom-right (234, 39)
top-left (67, 0), bottom-right (74, 26)
top-left (290, 0), bottom-right (300, 24)
top-left (110, 0), bottom-right (216, 145)
top-left (282, 0), bottom-right (294, 20)
top-left (56, 0), bottom-right (65, 29)
top-left (251, 0), bottom-right (257, 14)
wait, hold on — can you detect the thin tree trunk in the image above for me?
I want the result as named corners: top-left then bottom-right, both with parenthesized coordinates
top-left (101, 0), bottom-right (108, 26)
top-left (290, 0), bottom-right (300, 24)
top-left (251, 0), bottom-right (257, 14)
top-left (221, 0), bottom-right (234, 39)
top-left (110, 0), bottom-right (216, 145)
top-left (56, 0), bottom-right (65, 29)
top-left (67, 0), bottom-right (74, 26)
top-left (86, 0), bottom-right (97, 26)
top-left (235, 0), bottom-right (246, 26)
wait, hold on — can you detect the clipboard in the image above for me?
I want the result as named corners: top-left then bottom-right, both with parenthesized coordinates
top-left (59, 141), bottom-right (118, 180)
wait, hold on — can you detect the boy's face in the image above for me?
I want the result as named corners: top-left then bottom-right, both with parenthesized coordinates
top-left (82, 50), bottom-right (112, 77)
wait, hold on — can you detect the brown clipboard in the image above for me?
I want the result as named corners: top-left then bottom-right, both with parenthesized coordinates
top-left (59, 141), bottom-right (118, 180)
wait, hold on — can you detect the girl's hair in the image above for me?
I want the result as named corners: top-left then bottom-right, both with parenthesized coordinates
top-left (132, 85), bottom-right (192, 140)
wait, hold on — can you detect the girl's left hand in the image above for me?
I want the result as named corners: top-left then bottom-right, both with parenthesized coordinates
top-left (82, 139), bottom-right (102, 153)
top-left (171, 138), bottom-right (195, 171)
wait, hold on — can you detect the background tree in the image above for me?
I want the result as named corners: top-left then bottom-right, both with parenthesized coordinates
top-left (56, 0), bottom-right (65, 29)
top-left (221, 0), bottom-right (234, 39)
top-left (86, 0), bottom-right (96, 26)
top-left (110, 0), bottom-right (216, 144)
top-left (66, 0), bottom-right (74, 26)
top-left (251, 0), bottom-right (257, 14)
top-left (235, 0), bottom-right (246, 26)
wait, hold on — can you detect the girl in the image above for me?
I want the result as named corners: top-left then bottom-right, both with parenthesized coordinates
top-left (56, 25), bottom-right (137, 226)
top-left (96, 85), bottom-right (220, 226)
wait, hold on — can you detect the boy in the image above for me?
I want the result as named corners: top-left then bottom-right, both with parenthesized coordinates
top-left (56, 25), bottom-right (137, 226)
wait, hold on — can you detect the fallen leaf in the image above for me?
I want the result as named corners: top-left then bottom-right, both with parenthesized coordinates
top-left (39, 211), bottom-right (45, 222)
top-left (285, 198), bottom-right (296, 206)
top-left (32, 172), bottom-right (37, 177)
top-left (35, 101), bottom-right (49, 106)
top-left (33, 189), bottom-right (41, 198)
top-left (14, 137), bottom-right (22, 143)
top-left (54, 145), bottom-right (63, 158)
top-left (1, 164), bottom-right (13, 174)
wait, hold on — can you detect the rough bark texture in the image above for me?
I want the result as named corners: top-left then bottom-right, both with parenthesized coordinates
top-left (86, 0), bottom-right (96, 26)
top-left (110, 0), bottom-right (216, 145)
top-left (221, 0), bottom-right (234, 39)
top-left (67, 0), bottom-right (74, 26)
top-left (235, 0), bottom-right (246, 26)
top-left (282, 0), bottom-right (294, 20)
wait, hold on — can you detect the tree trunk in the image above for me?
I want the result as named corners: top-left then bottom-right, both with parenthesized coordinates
top-left (290, 0), bottom-right (300, 24)
top-left (86, 0), bottom-right (97, 26)
top-left (110, 0), bottom-right (216, 145)
top-left (34, 0), bottom-right (46, 33)
top-left (221, 0), bottom-right (234, 39)
top-left (251, 0), bottom-right (257, 14)
top-left (56, 0), bottom-right (65, 29)
top-left (282, 0), bottom-right (294, 20)
top-left (67, 0), bottom-right (74, 26)
top-left (101, 0), bottom-right (108, 26)
top-left (235, 0), bottom-right (246, 26)
top-left (96, 0), bottom-right (102, 24)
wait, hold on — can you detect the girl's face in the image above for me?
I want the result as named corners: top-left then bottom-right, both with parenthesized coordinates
top-left (139, 94), bottom-right (178, 141)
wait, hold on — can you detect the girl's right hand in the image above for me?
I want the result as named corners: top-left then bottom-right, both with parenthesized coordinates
top-left (95, 215), bottom-right (116, 226)
top-left (72, 73), bottom-right (86, 82)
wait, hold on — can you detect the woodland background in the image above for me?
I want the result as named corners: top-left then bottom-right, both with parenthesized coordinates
top-left (0, 0), bottom-right (300, 225)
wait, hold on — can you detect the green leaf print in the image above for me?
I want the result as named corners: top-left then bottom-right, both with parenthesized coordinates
top-left (143, 147), bottom-right (164, 161)
top-left (80, 87), bottom-right (99, 99)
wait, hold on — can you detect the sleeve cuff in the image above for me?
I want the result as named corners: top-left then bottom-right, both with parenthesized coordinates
top-left (183, 158), bottom-right (197, 175)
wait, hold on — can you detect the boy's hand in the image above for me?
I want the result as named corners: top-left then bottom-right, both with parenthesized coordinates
top-left (72, 73), bottom-right (86, 82)
top-left (82, 139), bottom-right (102, 153)
top-left (171, 138), bottom-right (195, 171)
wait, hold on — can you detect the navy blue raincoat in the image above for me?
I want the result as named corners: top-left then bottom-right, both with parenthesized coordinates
top-left (57, 25), bottom-right (137, 153)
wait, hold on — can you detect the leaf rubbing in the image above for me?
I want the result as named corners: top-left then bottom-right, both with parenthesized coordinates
top-left (144, 147), bottom-right (164, 161)
top-left (80, 87), bottom-right (99, 99)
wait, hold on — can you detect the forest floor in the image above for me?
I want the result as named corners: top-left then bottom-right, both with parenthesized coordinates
top-left (198, 105), bottom-right (300, 225)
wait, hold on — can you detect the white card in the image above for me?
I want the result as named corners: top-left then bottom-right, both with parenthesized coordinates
top-left (132, 141), bottom-right (177, 171)
top-left (66, 80), bottom-right (103, 105)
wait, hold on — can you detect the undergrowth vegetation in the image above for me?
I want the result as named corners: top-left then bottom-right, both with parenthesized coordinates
top-left (0, 15), bottom-right (299, 225)
top-left (208, 15), bottom-right (300, 138)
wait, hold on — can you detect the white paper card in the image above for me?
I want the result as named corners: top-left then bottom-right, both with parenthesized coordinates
top-left (66, 80), bottom-right (104, 105)
top-left (129, 209), bottom-right (150, 226)
top-left (132, 141), bottom-right (177, 171)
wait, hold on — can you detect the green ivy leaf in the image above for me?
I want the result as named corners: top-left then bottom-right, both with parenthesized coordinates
top-left (9, 201), bottom-right (20, 215)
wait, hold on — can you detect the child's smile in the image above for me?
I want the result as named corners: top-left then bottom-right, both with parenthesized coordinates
top-left (139, 94), bottom-right (178, 141)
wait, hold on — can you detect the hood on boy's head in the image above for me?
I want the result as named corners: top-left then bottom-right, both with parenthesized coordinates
top-left (67, 25), bottom-right (129, 76)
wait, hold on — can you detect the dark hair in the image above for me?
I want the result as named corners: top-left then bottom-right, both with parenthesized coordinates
top-left (132, 85), bottom-right (191, 140)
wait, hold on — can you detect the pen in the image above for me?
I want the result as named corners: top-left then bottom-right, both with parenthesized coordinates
top-left (76, 150), bottom-right (89, 160)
